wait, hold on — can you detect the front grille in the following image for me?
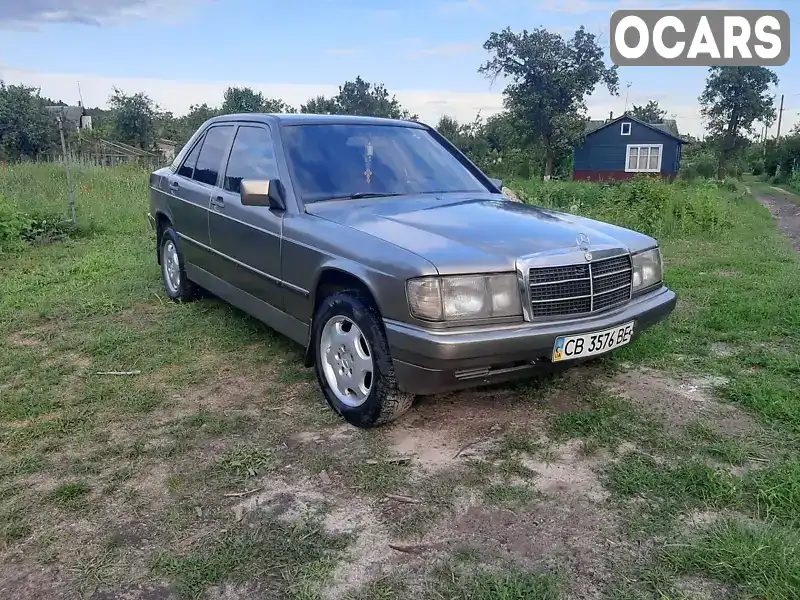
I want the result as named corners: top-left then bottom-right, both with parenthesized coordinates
top-left (529, 254), bottom-right (632, 318)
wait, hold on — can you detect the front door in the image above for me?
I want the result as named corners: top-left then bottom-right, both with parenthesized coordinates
top-left (166, 125), bottom-right (234, 271)
top-left (207, 124), bottom-right (283, 309)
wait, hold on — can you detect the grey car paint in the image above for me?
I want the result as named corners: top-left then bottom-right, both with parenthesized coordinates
top-left (207, 124), bottom-right (283, 309)
top-left (148, 113), bottom-right (677, 395)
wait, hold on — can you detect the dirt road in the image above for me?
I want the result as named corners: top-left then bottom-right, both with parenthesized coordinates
top-left (753, 185), bottom-right (800, 252)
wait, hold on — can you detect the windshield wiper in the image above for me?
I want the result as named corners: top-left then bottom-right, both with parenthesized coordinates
top-left (346, 192), bottom-right (404, 199)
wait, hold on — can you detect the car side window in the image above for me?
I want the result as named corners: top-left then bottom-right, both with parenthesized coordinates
top-left (193, 125), bottom-right (234, 187)
top-left (177, 135), bottom-right (203, 179)
top-left (223, 126), bottom-right (279, 194)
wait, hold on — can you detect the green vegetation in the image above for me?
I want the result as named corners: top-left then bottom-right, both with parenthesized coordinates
top-left (49, 481), bottom-right (91, 509)
top-left (1, 162), bottom-right (799, 598)
top-left (664, 520), bottom-right (800, 600)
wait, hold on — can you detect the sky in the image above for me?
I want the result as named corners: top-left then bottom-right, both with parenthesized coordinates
top-left (0, 0), bottom-right (798, 138)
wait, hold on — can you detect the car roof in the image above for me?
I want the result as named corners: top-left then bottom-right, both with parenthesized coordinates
top-left (206, 113), bottom-right (428, 128)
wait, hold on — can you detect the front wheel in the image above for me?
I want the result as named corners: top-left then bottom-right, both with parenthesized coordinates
top-left (312, 290), bottom-right (414, 428)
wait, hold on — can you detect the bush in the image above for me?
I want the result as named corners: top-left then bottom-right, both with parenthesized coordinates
top-left (0, 193), bottom-right (34, 251)
top-left (0, 193), bottom-right (73, 251)
top-left (508, 175), bottom-right (736, 240)
top-left (679, 148), bottom-right (718, 180)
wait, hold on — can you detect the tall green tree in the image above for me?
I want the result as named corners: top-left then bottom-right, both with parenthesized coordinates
top-left (176, 103), bottom-right (220, 143)
top-left (108, 88), bottom-right (158, 150)
top-left (629, 100), bottom-right (666, 123)
top-left (221, 86), bottom-right (295, 114)
top-left (479, 26), bottom-right (619, 179)
top-left (699, 66), bottom-right (779, 176)
top-left (301, 95), bottom-right (341, 115)
top-left (300, 76), bottom-right (417, 120)
top-left (0, 82), bottom-right (57, 160)
top-left (435, 115), bottom-right (461, 141)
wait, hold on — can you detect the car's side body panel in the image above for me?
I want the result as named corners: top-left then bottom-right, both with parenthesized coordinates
top-left (148, 113), bottom-right (677, 397)
top-left (279, 213), bottom-right (438, 325)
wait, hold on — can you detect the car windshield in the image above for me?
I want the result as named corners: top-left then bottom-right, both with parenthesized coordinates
top-left (281, 123), bottom-right (488, 202)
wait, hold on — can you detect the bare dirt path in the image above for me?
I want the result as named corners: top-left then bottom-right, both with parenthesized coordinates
top-left (752, 185), bottom-right (800, 252)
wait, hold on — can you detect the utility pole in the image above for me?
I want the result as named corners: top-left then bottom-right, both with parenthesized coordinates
top-left (623, 82), bottom-right (632, 114)
top-left (776, 94), bottom-right (785, 139)
top-left (57, 116), bottom-right (77, 224)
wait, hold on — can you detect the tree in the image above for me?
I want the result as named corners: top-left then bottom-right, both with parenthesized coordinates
top-left (699, 66), bottom-right (779, 176)
top-left (221, 86), bottom-right (295, 114)
top-left (479, 26), bottom-right (619, 179)
top-left (435, 115), bottom-right (460, 141)
top-left (0, 82), bottom-right (57, 160)
top-left (173, 103), bottom-right (221, 144)
top-left (301, 95), bottom-right (341, 115)
top-left (300, 76), bottom-right (417, 120)
top-left (629, 100), bottom-right (666, 123)
top-left (108, 88), bottom-right (158, 150)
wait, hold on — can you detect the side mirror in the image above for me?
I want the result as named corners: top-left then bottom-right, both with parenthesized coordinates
top-left (241, 179), bottom-right (286, 211)
top-left (489, 177), bottom-right (503, 191)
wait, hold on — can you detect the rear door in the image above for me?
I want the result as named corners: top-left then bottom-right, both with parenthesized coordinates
top-left (207, 124), bottom-right (283, 309)
top-left (167, 125), bottom-right (234, 270)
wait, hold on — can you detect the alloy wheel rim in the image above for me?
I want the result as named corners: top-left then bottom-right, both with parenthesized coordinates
top-left (162, 241), bottom-right (181, 294)
top-left (320, 316), bottom-right (374, 407)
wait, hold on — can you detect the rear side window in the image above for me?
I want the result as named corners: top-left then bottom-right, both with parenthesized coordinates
top-left (177, 136), bottom-right (203, 179)
top-left (223, 126), bottom-right (279, 194)
top-left (193, 125), bottom-right (234, 186)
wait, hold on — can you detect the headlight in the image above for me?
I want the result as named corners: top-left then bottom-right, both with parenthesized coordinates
top-left (407, 273), bottom-right (522, 321)
top-left (631, 247), bottom-right (663, 294)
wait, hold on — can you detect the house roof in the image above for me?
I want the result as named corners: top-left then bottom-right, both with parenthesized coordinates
top-left (584, 114), bottom-right (688, 143)
top-left (45, 105), bottom-right (84, 124)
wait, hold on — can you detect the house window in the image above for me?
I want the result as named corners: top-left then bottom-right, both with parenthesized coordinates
top-left (621, 122), bottom-right (631, 135)
top-left (626, 144), bottom-right (662, 173)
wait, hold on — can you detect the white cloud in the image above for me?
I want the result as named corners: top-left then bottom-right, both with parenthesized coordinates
top-left (0, 0), bottom-right (212, 27)
top-left (4, 65), bottom-right (794, 138)
top-left (0, 66), bottom-right (503, 126)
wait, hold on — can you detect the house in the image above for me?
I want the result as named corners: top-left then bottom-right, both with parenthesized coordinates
top-left (45, 104), bottom-right (93, 131)
top-left (156, 138), bottom-right (179, 162)
top-left (573, 114), bottom-right (688, 182)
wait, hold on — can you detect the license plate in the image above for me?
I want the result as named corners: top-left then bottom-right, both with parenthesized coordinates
top-left (552, 321), bottom-right (634, 362)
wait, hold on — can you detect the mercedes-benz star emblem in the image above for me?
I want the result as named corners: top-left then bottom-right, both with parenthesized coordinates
top-left (576, 233), bottom-right (592, 261)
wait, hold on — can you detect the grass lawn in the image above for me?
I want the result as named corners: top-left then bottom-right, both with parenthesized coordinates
top-left (1, 164), bottom-right (799, 600)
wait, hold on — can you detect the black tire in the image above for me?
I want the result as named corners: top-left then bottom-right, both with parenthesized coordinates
top-left (312, 289), bottom-right (414, 428)
top-left (159, 227), bottom-right (199, 303)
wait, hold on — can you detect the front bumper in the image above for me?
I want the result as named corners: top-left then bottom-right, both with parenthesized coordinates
top-left (385, 285), bottom-right (677, 395)
top-left (147, 212), bottom-right (156, 230)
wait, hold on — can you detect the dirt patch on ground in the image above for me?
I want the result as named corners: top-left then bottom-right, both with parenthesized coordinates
top-left (522, 439), bottom-right (609, 502)
top-left (233, 473), bottom-right (392, 600)
top-left (757, 190), bottom-right (800, 253)
top-left (380, 385), bottom-right (555, 473)
top-left (603, 368), bottom-right (757, 437)
top-left (114, 303), bottom-right (171, 327)
top-left (674, 576), bottom-right (734, 600)
top-left (5, 319), bottom-right (64, 348)
top-left (447, 496), bottom-right (627, 599)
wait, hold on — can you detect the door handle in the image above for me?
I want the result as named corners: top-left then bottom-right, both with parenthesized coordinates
top-left (211, 196), bottom-right (225, 209)
top-left (168, 181), bottom-right (179, 192)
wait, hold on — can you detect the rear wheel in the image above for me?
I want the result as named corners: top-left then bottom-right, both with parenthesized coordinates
top-left (312, 290), bottom-right (414, 428)
top-left (160, 227), bottom-right (199, 302)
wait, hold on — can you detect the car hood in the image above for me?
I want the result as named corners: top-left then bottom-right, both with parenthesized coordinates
top-left (306, 194), bottom-right (657, 274)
